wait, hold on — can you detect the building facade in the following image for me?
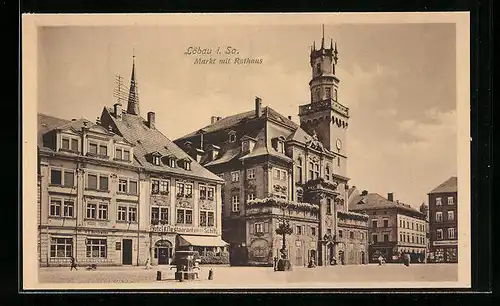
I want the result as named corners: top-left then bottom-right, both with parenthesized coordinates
top-left (37, 58), bottom-right (227, 267)
top-left (427, 176), bottom-right (458, 263)
top-left (175, 34), bottom-right (369, 267)
top-left (349, 189), bottom-right (427, 263)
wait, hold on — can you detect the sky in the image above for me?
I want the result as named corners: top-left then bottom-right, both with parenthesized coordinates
top-left (38, 22), bottom-right (457, 209)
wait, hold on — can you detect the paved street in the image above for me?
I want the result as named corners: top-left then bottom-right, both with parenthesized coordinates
top-left (37, 263), bottom-right (458, 288)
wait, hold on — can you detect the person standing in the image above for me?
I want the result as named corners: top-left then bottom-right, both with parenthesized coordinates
top-left (70, 256), bottom-right (78, 271)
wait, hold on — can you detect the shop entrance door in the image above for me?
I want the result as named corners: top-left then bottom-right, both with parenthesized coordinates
top-left (122, 239), bottom-right (132, 265)
top-left (155, 240), bottom-right (173, 265)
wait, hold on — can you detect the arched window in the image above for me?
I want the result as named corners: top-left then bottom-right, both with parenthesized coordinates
top-left (325, 166), bottom-right (330, 181)
top-left (325, 87), bottom-right (332, 99)
top-left (316, 63), bottom-right (321, 75)
top-left (308, 162), bottom-right (314, 180)
top-left (296, 158), bottom-right (303, 183)
top-left (314, 163), bottom-right (320, 179)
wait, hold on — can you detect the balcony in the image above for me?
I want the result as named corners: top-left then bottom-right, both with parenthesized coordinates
top-left (246, 197), bottom-right (320, 213)
top-left (298, 99), bottom-right (349, 117)
top-left (304, 178), bottom-right (339, 193)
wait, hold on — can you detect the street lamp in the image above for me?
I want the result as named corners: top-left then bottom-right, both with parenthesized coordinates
top-left (274, 200), bottom-right (293, 271)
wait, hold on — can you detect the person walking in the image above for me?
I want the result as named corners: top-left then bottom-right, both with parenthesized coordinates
top-left (70, 256), bottom-right (78, 271)
top-left (145, 257), bottom-right (152, 269)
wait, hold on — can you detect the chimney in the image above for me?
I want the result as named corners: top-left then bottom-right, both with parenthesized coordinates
top-left (96, 117), bottom-right (101, 125)
top-left (255, 96), bottom-right (262, 118)
top-left (287, 116), bottom-right (292, 120)
top-left (211, 116), bottom-right (217, 124)
top-left (387, 193), bottom-right (394, 202)
top-left (217, 116), bottom-right (222, 121)
top-left (114, 103), bottom-right (122, 120)
top-left (147, 111), bottom-right (155, 129)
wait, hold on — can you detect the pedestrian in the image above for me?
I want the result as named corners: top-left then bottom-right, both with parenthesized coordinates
top-left (403, 253), bottom-right (410, 267)
top-left (145, 257), bottom-right (152, 270)
top-left (273, 256), bottom-right (278, 271)
top-left (70, 256), bottom-right (78, 271)
top-left (377, 255), bottom-right (384, 266)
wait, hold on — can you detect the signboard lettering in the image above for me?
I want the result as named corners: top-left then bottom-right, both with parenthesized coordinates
top-left (149, 225), bottom-right (220, 235)
top-left (433, 240), bottom-right (458, 246)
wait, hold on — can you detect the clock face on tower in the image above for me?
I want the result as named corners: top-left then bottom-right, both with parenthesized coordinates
top-left (336, 139), bottom-right (342, 150)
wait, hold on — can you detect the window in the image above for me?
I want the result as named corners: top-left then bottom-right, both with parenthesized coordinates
top-left (274, 169), bottom-right (280, 179)
top-left (399, 233), bottom-right (403, 241)
top-left (151, 207), bottom-right (169, 224)
top-left (207, 212), bottom-right (214, 227)
top-left (247, 193), bottom-right (255, 201)
top-left (185, 161), bottom-right (191, 171)
top-left (247, 169), bottom-right (255, 179)
top-left (325, 87), bottom-right (331, 99)
top-left (383, 219), bottom-right (389, 228)
top-left (229, 132), bottom-right (236, 143)
top-left (119, 179), bottom-right (128, 193)
top-left (50, 237), bottom-right (73, 258)
top-left (447, 197), bottom-right (454, 205)
top-left (326, 198), bottom-right (332, 215)
top-left (231, 171), bottom-right (240, 182)
top-left (297, 225), bottom-right (303, 235)
top-left (448, 228), bottom-right (456, 239)
top-left (50, 169), bottom-right (75, 187)
top-left (169, 158), bottom-right (176, 168)
top-left (311, 227), bottom-right (316, 236)
top-left (350, 231), bottom-right (355, 239)
top-left (118, 206), bottom-right (127, 221)
top-left (115, 147), bottom-right (132, 161)
top-left (447, 210), bottom-right (455, 221)
top-left (372, 220), bottom-right (378, 228)
top-left (176, 182), bottom-right (185, 196)
top-left (338, 230), bottom-right (343, 238)
top-left (334, 89), bottom-right (338, 101)
top-left (277, 141), bottom-right (285, 153)
top-left (255, 223), bottom-right (264, 233)
top-left (200, 185), bottom-right (207, 200)
top-left (176, 209), bottom-right (193, 224)
top-left (207, 187), bottom-right (215, 200)
top-left (436, 212), bottom-right (443, 222)
top-left (99, 145), bottom-right (108, 156)
top-left (411, 235), bottom-right (415, 243)
top-left (372, 234), bottom-right (378, 243)
top-left (153, 156), bottom-right (161, 166)
top-left (86, 239), bottom-right (107, 258)
top-left (151, 180), bottom-right (160, 194)
top-left (200, 211), bottom-right (215, 227)
top-left (314, 163), bottom-right (320, 179)
top-left (296, 158), bottom-right (303, 183)
top-left (86, 174), bottom-right (108, 191)
top-left (218, 173), bottom-right (224, 179)
top-left (308, 162), bottom-right (314, 180)
top-left (411, 222), bottom-right (414, 230)
top-left (49, 198), bottom-right (74, 217)
top-left (61, 137), bottom-right (79, 152)
top-left (89, 143), bottom-right (98, 155)
top-left (98, 203), bottom-right (108, 220)
top-left (129, 181), bottom-right (138, 195)
top-left (86, 203), bottom-right (97, 219)
top-left (128, 207), bottom-right (137, 222)
top-left (185, 184), bottom-right (193, 197)
top-left (325, 166), bottom-right (330, 181)
top-left (436, 229), bottom-right (443, 240)
top-left (436, 197), bottom-right (442, 206)
top-left (232, 195), bottom-right (240, 212)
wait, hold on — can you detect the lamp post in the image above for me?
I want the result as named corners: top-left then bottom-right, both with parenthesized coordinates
top-left (274, 200), bottom-right (293, 271)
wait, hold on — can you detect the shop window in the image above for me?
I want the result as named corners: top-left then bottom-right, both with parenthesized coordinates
top-left (86, 239), bottom-right (107, 258)
top-left (50, 237), bottom-right (73, 258)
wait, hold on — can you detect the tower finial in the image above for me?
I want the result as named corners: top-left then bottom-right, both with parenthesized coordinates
top-left (330, 38), bottom-right (333, 50)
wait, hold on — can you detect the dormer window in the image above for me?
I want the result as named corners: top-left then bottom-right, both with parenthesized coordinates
top-left (177, 158), bottom-right (191, 171)
top-left (60, 136), bottom-right (79, 153)
top-left (115, 146), bottom-right (132, 162)
top-left (153, 156), bottom-right (161, 166)
top-left (229, 131), bottom-right (236, 143)
top-left (242, 141), bottom-right (249, 152)
top-left (272, 136), bottom-right (286, 154)
top-left (169, 158), bottom-right (176, 168)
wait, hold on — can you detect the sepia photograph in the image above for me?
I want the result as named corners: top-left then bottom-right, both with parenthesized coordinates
top-left (22, 13), bottom-right (470, 290)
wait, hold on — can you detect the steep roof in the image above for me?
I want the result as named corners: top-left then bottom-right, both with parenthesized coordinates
top-left (37, 113), bottom-right (71, 147)
top-left (428, 176), bottom-right (458, 194)
top-left (350, 192), bottom-right (424, 217)
top-left (177, 106), bottom-right (299, 141)
top-left (103, 107), bottom-right (223, 182)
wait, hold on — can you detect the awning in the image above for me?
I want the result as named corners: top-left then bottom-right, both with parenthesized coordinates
top-left (178, 235), bottom-right (229, 247)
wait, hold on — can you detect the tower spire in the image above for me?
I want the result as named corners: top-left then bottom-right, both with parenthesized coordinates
top-left (321, 24), bottom-right (325, 49)
top-left (126, 51), bottom-right (140, 116)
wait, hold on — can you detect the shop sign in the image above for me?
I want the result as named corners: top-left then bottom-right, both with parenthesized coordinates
top-left (433, 240), bottom-right (458, 246)
top-left (79, 229), bottom-right (108, 235)
top-left (150, 225), bottom-right (220, 235)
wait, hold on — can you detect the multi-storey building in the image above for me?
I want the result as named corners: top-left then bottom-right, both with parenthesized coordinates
top-left (37, 57), bottom-right (227, 267)
top-left (175, 34), bottom-right (369, 267)
top-left (349, 188), bottom-right (427, 263)
top-left (427, 176), bottom-right (458, 263)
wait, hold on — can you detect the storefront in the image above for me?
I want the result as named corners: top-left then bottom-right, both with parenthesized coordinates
top-left (432, 240), bottom-right (458, 263)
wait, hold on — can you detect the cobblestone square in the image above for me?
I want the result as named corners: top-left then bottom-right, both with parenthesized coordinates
top-left (38, 263), bottom-right (458, 289)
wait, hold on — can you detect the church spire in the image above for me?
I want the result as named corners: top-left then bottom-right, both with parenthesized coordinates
top-left (126, 51), bottom-right (140, 116)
